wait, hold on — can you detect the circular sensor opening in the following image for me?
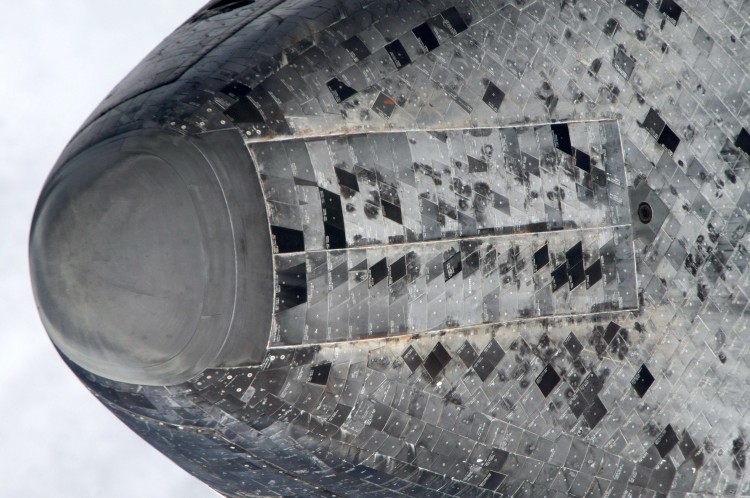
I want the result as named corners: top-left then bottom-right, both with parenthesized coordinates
top-left (638, 202), bottom-right (652, 224)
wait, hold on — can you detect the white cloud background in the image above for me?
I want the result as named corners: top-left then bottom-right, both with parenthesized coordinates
top-left (0, 1), bottom-right (218, 496)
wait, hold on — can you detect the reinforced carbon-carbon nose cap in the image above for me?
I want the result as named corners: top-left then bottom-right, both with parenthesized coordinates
top-left (30, 130), bottom-right (270, 385)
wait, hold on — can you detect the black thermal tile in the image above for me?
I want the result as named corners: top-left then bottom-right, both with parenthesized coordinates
top-left (484, 448), bottom-right (510, 471)
top-left (271, 225), bottom-right (305, 253)
top-left (320, 189), bottom-right (345, 229)
top-left (482, 82), bottom-right (505, 112)
top-left (736, 128), bottom-right (750, 156)
top-left (603, 321), bottom-right (621, 344)
top-left (568, 262), bottom-right (586, 290)
top-left (277, 282), bottom-right (307, 311)
top-left (655, 424), bottom-right (679, 458)
top-left (473, 356), bottom-right (496, 382)
top-left (341, 36), bottom-right (371, 62)
top-left (585, 260), bottom-right (603, 288)
top-left (372, 92), bottom-right (397, 120)
top-left (390, 256), bottom-right (407, 284)
top-left (326, 78), bottom-right (358, 103)
top-left (463, 250), bottom-right (480, 278)
top-left (642, 108), bottom-right (666, 139)
top-left (276, 262), bottom-right (307, 311)
top-left (579, 373), bottom-right (604, 402)
top-left (457, 341), bottom-right (479, 367)
top-left (564, 332), bottom-right (584, 358)
top-left (659, 0), bottom-right (682, 24)
top-left (221, 82), bottom-right (252, 99)
top-left (482, 471), bottom-right (507, 491)
top-left (432, 343), bottom-right (452, 367)
top-left (309, 362), bottom-right (332, 385)
top-left (385, 40), bottom-right (412, 69)
top-left (369, 402), bottom-right (391, 430)
top-left (658, 125), bottom-right (680, 154)
top-left (551, 123), bottom-right (574, 155)
top-left (324, 224), bottom-right (347, 250)
top-left (335, 167), bottom-right (359, 192)
top-left (625, 0), bottom-right (649, 18)
top-left (382, 200), bottom-right (403, 224)
top-left (583, 396), bottom-right (608, 429)
top-left (369, 257), bottom-right (389, 287)
top-left (535, 364), bottom-right (561, 397)
top-left (631, 364), bottom-right (655, 398)
top-left (327, 403), bottom-right (353, 426)
top-left (444, 251), bottom-right (463, 281)
top-left (679, 431), bottom-right (697, 458)
top-left (320, 188), bottom-right (347, 249)
top-left (412, 23), bottom-right (440, 51)
top-left (566, 242), bottom-right (584, 267)
top-left (603, 18), bottom-right (620, 38)
top-left (225, 98), bottom-right (265, 124)
top-left (574, 149), bottom-right (591, 172)
top-left (402, 346), bottom-right (423, 372)
top-left (441, 7), bottom-right (469, 34)
top-left (552, 264), bottom-right (568, 292)
top-left (569, 391), bottom-right (588, 418)
top-left (468, 155), bottom-right (489, 173)
top-left (613, 47), bottom-right (636, 80)
top-left (534, 244), bottom-right (550, 272)
top-left (478, 339), bottom-right (505, 366)
top-left (423, 351), bottom-right (446, 379)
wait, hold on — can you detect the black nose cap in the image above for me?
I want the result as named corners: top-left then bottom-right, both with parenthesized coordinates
top-left (30, 131), bottom-right (256, 385)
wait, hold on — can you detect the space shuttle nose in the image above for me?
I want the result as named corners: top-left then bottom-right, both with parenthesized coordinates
top-left (29, 130), bottom-right (273, 385)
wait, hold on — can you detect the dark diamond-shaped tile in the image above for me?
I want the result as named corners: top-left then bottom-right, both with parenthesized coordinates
top-left (402, 346), bottom-right (423, 372)
top-left (603, 321), bottom-right (621, 344)
top-left (372, 92), bottom-right (397, 120)
top-left (326, 78), bottom-right (357, 103)
top-left (566, 242), bottom-right (583, 267)
top-left (534, 244), bottom-right (550, 272)
top-left (457, 341), bottom-right (478, 367)
top-left (482, 471), bottom-right (507, 490)
top-left (574, 149), bottom-right (591, 172)
top-left (444, 250), bottom-right (463, 281)
top-left (468, 155), bottom-right (489, 173)
top-left (382, 200), bottom-right (403, 224)
top-left (441, 7), bottom-right (469, 34)
top-left (413, 22), bottom-right (440, 51)
top-left (655, 424), bottom-right (679, 458)
top-left (424, 352), bottom-right (446, 379)
top-left (642, 108), bottom-right (665, 139)
top-left (551, 123), bottom-right (573, 155)
top-left (335, 167), bottom-right (359, 192)
top-left (585, 260), bottom-right (603, 288)
top-left (625, 0), bottom-right (648, 18)
top-left (271, 225), bottom-right (305, 254)
top-left (369, 258), bottom-right (388, 287)
top-left (535, 364), bottom-right (561, 397)
top-left (569, 391), bottom-right (588, 418)
top-left (327, 403), bottom-right (353, 426)
top-left (583, 396), bottom-right (608, 428)
top-left (390, 256), bottom-right (407, 284)
top-left (432, 343), bottom-right (452, 367)
top-left (613, 47), bottom-right (636, 80)
top-left (369, 402), bottom-right (391, 430)
top-left (658, 125), bottom-right (680, 154)
top-left (341, 35), bottom-right (371, 62)
top-left (679, 430), bottom-right (697, 458)
top-left (385, 40), bottom-right (411, 69)
top-left (309, 362), bottom-right (332, 385)
top-left (735, 128), bottom-right (750, 157)
top-left (482, 82), bottom-right (505, 112)
top-left (568, 262), bottom-right (586, 290)
top-left (579, 373), bottom-right (604, 402)
top-left (552, 264), bottom-right (568, 291)
top-left (564, 332), bottom-right (584, 358)
top-left (484, 448), bottom-right (509, 471)
top-left (659, 0), bottom-right (682, 24)
top-left (631, 364), bottom-right (655, 397)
